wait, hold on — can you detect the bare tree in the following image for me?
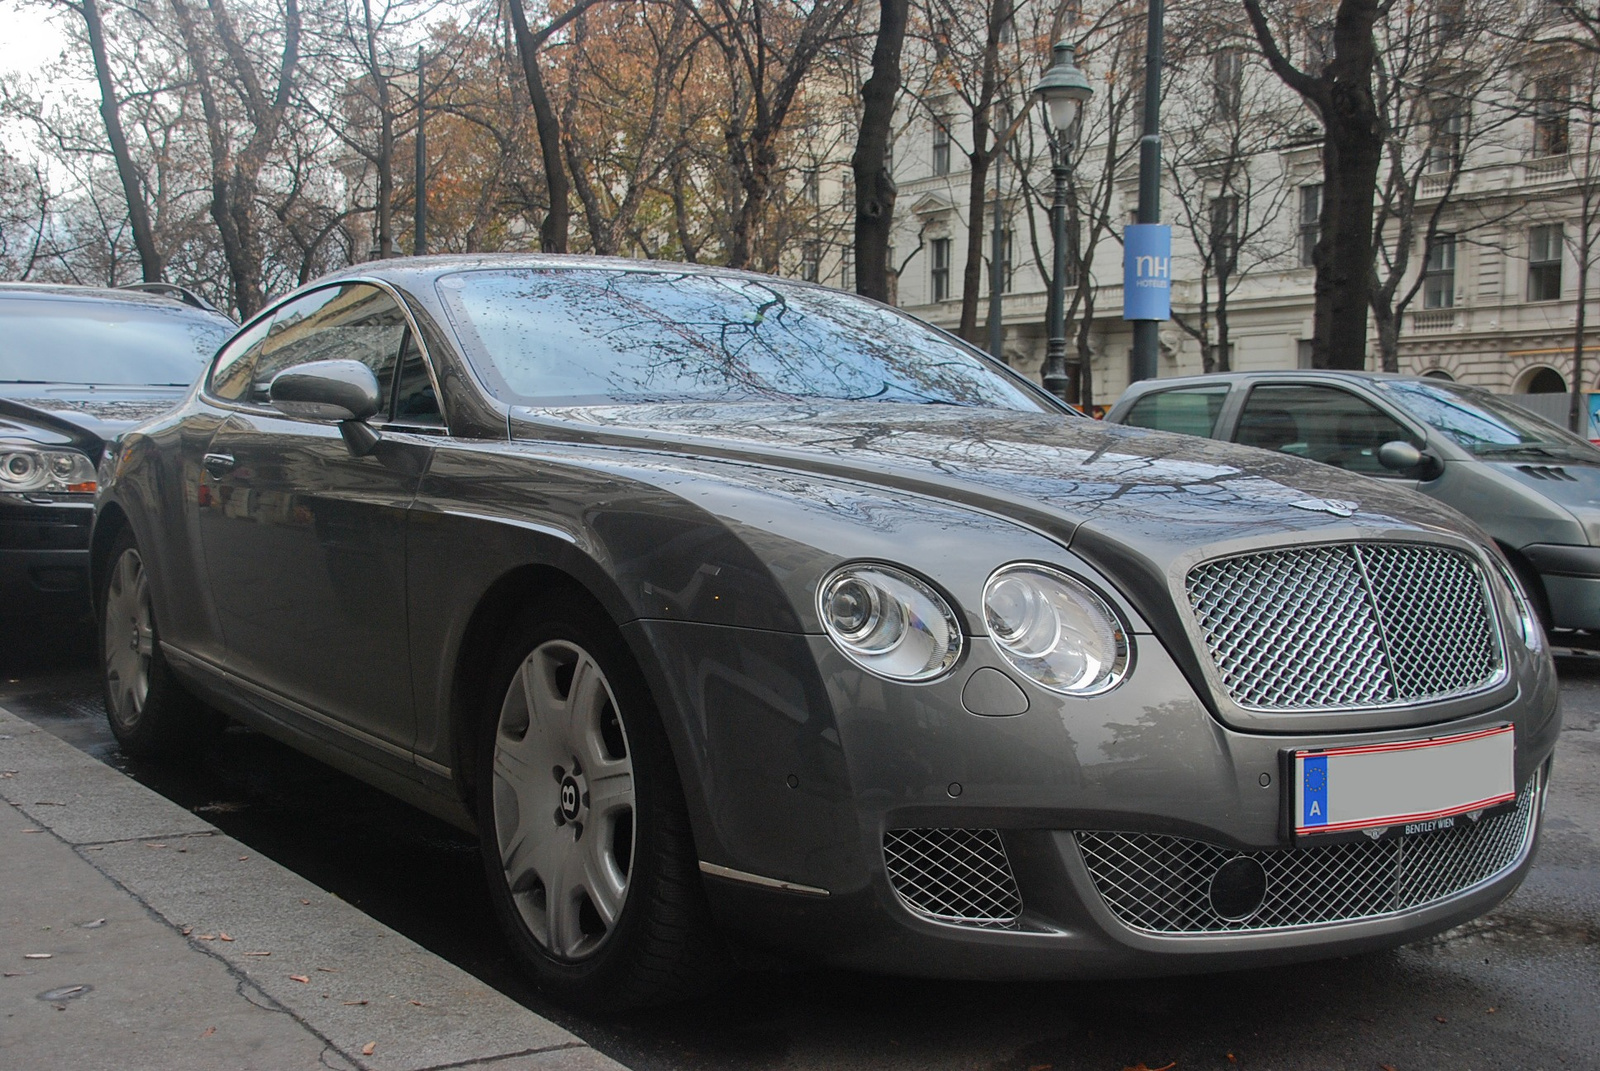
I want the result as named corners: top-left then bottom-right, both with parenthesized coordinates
top-left (852, 0), bottom-right (908, 301)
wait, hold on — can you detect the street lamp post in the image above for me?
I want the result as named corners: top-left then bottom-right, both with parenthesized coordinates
top-left (1033, 43), bottom-right (1094, 403)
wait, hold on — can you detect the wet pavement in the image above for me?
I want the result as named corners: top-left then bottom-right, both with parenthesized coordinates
top-left (2, 629), bottom-right (1596, 1071)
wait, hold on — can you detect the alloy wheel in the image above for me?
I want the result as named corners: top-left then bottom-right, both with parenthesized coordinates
top-left (492, 639), bottom-right (636, 961)
top-left (104, 547), bottom-right (154, 731)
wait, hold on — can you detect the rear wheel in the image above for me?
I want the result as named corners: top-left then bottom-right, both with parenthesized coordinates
top-left (476, 596), bottom-right (725, 1008)
top-left (100, 529), bottom-right (212, 757)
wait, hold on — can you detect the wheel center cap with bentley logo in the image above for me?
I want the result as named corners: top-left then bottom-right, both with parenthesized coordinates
top-left (1290, 498), bottom-right (1359, 518)
top-left (559, 776), bottom-right (582, 822)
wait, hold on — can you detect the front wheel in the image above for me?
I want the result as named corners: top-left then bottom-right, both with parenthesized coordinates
top-left (476, 597), bottom-right (725, 1008)
top-left (100, 528), bottom-right (213, 757)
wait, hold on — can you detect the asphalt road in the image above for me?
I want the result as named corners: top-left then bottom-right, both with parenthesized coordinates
top-left (3, 628), bottom-right (1596, 1071)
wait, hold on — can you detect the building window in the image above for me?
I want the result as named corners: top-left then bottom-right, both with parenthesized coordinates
top-left (839, 247), bottom-right (853, 291)
top-left (931, 237), bottom-right (951, 302)
top-left (1002, 229), bottom-right (1014, 292)
top-left (1528, 223), bottom-right (1564, 301)
top-left (801, 241), bottom-right (820, 283)
top-left (932, 117), bottom-right (952, 176)
top-left (801, 168), bottom-right (819, 206)
top-left (1213, 49), bottom-right (1242, 121)
top-left (1427, 100), bottom-right (1463, 173)
top-left (1423, 233), bottom-right (1456, 309)
top-left (1299, 184), bottom-right (1321, 268)
top-left (1297, 339), bottom-right (1315, 369)
top-left (1533, 78), bottom-right (1569, 157)
top-left (1210, 195), bottom-right (1239, 276)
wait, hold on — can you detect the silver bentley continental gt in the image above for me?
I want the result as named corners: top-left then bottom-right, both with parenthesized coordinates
top-left (93, 256), bottom-right (1559, 1008)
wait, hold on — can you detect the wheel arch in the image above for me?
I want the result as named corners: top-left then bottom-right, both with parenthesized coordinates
top-left (89, 501), bottom-right (131, 618)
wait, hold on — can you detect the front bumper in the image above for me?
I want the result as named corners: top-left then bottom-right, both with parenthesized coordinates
top-left (0, 493), bottom-right (93, 620)
top-left (630, 618), bottom-right (1560, 978)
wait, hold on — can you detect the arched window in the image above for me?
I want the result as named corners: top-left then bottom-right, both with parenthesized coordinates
top-left (1420, 368), bottom-right (1455, 381)
top-left (1516, 366), bottom-right (1567, 394)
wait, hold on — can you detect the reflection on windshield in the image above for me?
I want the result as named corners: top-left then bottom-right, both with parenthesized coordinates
top-left (0, 298), bottom-right (232, 386)
top-left (1377, 380), bottom-right (1597, 456)
top-left (436, 268), bottom-right (1049, 411)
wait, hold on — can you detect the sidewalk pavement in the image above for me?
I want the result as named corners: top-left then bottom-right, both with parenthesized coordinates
top-left (0, 703), bottom-right (629, 1071)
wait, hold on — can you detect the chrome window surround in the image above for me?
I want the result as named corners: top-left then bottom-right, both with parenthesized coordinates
top-left (1184, 541), bottom-right (1506, 713)
top-left (1074, 773), bottom-right (1540, 937)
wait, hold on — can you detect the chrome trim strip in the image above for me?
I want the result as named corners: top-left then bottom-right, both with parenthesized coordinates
top-left (698, 861), bottom-right (829, 897)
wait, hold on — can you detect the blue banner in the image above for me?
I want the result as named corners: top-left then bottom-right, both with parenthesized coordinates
top-left (1301, 755), bottom-right (1328, 828)
top-left (1123, 224), bottom-right (1172, 321)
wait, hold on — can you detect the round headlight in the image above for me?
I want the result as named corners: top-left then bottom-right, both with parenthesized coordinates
top-left (818, 563), bottom-right (962, 681)
top-left (983, 564), bottom-right (1132, 695)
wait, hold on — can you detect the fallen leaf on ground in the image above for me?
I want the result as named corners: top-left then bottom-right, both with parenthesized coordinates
top-left (1381, 1064), bottom-right (1398, 1071)
top-left (409, 1000), bottom-right (423, 1006)
top-left (317, 966), bottom-right (338, 973)
top-left (1227, 1055), bottom-right (1237, 1063)
top-left (362, 1042), bottom-right (376, 1056)
top-left (289, 975), bottom-right (310, 984)
top-left (197, 934), bottom-right (216, 941)
top-left (244, 951), bottom-right (271, 957)
top-left (181, 926), bottom-right (193, 936)
top-left (20, 828), bottom-right (41, 833)
top-left (218, 933), bottom-right (233, 942)
top-left (343, 1000), bottom-right (368, 1006)
top-left (238, 855), bottom-right (249, 861)
top-left (80, 919), bottom-right (105, 929)
top-left (1487, 1007), bottom-right (1497, 1014)
top-left (1122, 1064), bottom-right (1175, 1071)
top-left (23, 953), bottom-right (51, 960)
top-left (2, 971), bottom-right (25, 977)
top-left (146, 842), bottom-right (167, 849)
top-left (1434, 1016), bottom-right (1448, 1024)
top-left (300, 899), bottom-right (311, 905)
top-left (200, 1027), bottom-right (215, 1038)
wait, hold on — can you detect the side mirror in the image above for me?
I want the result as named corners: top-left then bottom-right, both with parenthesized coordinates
top-left (269, 360), bottom-right (383, 456)
top-left (1378, 440), bottom-right (1444, 481)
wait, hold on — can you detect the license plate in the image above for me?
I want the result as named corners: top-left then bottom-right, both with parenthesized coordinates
top-left (1291, 725), bottom-right (1515, 839)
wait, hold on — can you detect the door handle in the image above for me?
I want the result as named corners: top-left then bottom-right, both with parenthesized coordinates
top-left (203, 453), bottom-right (236, 479)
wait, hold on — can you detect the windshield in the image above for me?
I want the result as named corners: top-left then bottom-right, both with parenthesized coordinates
top-left (436, 268), bottom-right (1051, 410)
top-left (0, 296), bottom-right (233, 387)
top-left (1376, 379), bottom-right (1600, 458)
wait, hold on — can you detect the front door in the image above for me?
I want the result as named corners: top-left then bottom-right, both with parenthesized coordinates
top-left (197, 283), bottom-right (432, 752)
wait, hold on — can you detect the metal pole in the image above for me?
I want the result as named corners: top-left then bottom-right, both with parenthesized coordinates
top-left (414, 45), bottom-right (428, 256)
top-left (1129, 0), bottom-right (1163, 383)
top-left (986, 151), bottom-right (1006, 361)
top-left (1042, 148), bottom-right (1071, 401)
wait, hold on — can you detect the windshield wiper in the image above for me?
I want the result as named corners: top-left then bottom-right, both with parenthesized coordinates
top-left (1473, 442), bottom-right (1565, 458)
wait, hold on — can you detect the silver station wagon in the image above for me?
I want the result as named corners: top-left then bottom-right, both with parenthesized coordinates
top-left (1109, 370), bottom-right (1600, 634)
top-left (95, 258), bottom-right (1558, 1008)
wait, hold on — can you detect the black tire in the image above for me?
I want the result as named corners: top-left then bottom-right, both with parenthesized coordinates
top-left (99, 527), bottom-right (215, 757)
top-left (475, 593), bottom-right (727, 1009)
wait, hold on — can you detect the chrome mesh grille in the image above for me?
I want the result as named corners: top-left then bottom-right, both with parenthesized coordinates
top-left (883, 828), bottom-right (1022, 928)
top-left (1075, 777), bottom-right (1538, 935)
top-left (1185, 543), bottom-right (1501, 710)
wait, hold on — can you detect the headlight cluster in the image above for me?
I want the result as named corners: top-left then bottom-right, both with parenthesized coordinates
top-left (1491, 558), bottom-right (1542, 651)
top-left (0, 445), bottom-right (97, 494)
top-left (818, 564), bottom-right (963, 681)
top-left (817, 559), bottom-right (1134, 695)
top-left (984, 564), bottom-right (1131, 695)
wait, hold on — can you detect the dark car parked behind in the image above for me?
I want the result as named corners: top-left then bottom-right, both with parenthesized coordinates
top-left (0, 283), bottom-right (235, 630)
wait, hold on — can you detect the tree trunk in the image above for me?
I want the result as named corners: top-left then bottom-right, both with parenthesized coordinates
top-left (81, 0), bottom-right (162, 282)
top-left (958, 128), bottom-right (991, 341)
top-left (1215, 264), bottom-right (1232, 372)
top-left (1572, 218), bottom-right (1594, 433)
top-left (851, 0), bottom-right (906, 302)
top-left (507, 0), bottom-right (569, 253)
top-left (360, 0), bottom-right (393, 258)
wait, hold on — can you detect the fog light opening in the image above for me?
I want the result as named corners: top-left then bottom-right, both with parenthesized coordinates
top-left (1208, 856), bottom-right (1267, 922)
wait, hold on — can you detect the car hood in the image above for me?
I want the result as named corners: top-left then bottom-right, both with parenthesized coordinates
top-left (0, 384), bottom-right (189, 453)
top-left (511, 402), bottom-right (1480, 559)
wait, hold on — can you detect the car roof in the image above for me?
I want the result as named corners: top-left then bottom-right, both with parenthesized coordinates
top-left (0, 282), bottom-right (231, 321)
top-left (1119, 369), bottom-right (1459, 397)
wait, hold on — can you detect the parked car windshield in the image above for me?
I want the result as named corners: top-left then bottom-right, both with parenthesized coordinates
top-left (0, 296), bottom-right (233, 387)
top-left (1375, 379), bottom-right (1600, 458)
top-left (436, 268), bottom-right (1052, 410)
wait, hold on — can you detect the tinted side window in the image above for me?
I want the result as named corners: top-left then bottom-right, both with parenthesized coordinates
top-left (207, 315), bottom-right (274, 402)
top-left (248, 284), bottom-right (408, 410)
top-left (392, 329), bottom-right (443, 425)
top-left (1236, 385), bottom-right (1418, 476)
top-left (1123, 387), bottom-right (1229, 437)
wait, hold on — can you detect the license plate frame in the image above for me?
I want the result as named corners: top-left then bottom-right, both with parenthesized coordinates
top-left (1286, 725), bottom-right (1516, 842)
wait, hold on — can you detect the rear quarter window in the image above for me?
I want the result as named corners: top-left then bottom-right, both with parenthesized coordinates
top-left (1123, 387), bottom-right (1229, 438)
